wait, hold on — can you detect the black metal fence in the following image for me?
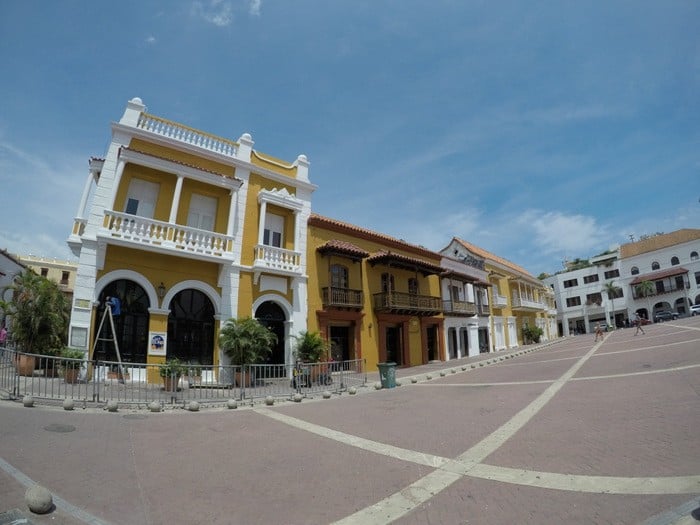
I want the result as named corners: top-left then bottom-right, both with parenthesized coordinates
top-left (0, 347), bottom-right (366, 409)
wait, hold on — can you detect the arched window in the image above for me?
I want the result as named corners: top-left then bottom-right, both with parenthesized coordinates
top-left (167, 289), bottom-right (215, 365)
top-left (651, 261), bottom-right (660, 271)
top-left (691, 251), bottom-right (699, 261)
top-left (95, 280), bottom-right (150, 363)
top-left (631, 266), bottom-right (639, 275)
top-left (330, 264), bottom-right (348, 289)
top-left (671, 256), bottom-right (680, 266)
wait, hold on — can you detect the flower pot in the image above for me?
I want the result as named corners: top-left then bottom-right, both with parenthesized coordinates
top-left (64, 368), bottom-right (80, 384)
top-left (15, 354), bottom-right (36, 377)
top-left (163, 376), bottom-right (180, 392)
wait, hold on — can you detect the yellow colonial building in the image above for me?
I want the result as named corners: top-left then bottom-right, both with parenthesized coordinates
top-left (307, 214), bottom-right (445, 371)
top-left (448, 238), bottom-right (556, 349)
top-left (67, 98), bottom-right (314, 373)
top-left (66, 98), bottom-right (558, 379)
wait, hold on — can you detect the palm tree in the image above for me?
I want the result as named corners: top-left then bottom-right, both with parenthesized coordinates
top-left (0, 269), bottom-right (69, 354)
top-left (635, 280), bottom-right (655, 320)
top-left (603, 281), bottom-right (622, 329)
top-left (219, 317), bottom-right (277, 367)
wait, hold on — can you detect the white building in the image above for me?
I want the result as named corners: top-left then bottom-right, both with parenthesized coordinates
top-left (544, 229), bottom-right (700, 335)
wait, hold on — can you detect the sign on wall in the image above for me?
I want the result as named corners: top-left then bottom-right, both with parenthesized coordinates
top-left (148, 331), bottom-right (167, 356)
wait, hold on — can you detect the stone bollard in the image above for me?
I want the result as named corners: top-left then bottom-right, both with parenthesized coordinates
top-left (374, 382), bottom-right (382, 390)
top-left (293, 393), bottom-right (303, 403)
top-left (63, 398), bottom-right (75, 411)
top-left (148, 401), bottom-right (161, 413)
top-left (23, 395), bottom-right (34, 408)
top-left (322, 391), bottom-right (332, 399)
top-left (25, 484), bottom-right (52, 514)
top-left (187, 401), bottom-right (200, 412)
top-left (226, 399), bottom-right (238, 409)
top-left (106, 400), bottom-right (119, 412)
top-left (348, 387), bottom-right (357, 395)
top-left (265, 396), bottom-right (274, 406)
top-left (410, 377), bottom-right (418, 384)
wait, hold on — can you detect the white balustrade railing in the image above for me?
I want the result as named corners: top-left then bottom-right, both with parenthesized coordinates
top-left (136, 113), bottom-right (238, 158)
top-left (254, 245), bottom-right (301, 273)
top-left (511, 296), bottom-right (545, 309)
top-left (102, 211), bottom-right (233, 258)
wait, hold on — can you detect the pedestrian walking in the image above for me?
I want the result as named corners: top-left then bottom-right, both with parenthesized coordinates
top-left (634, 313), bottom-right (645, 335)
top-left (594, 322), bottom-right (604, 342)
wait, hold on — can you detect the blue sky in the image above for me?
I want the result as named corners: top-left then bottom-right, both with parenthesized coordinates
top-left (1, 0), bottom-right (698, 276)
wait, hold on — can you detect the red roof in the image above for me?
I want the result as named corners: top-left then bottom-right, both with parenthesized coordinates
top-left (316, 240), bottom-right (369, 259)
top-left (629, 266), bottom-right (688, 285)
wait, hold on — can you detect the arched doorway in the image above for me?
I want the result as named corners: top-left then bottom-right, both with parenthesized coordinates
top-left (167, 289), bottom-right (215, 365)
top-left (255, 301), bottom-right (286, 364)
top-left (95, 280), bottom-right (150, 363)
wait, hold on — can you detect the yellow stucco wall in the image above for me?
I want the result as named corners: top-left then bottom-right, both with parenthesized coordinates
top-left (307, 223), bottom-right (443, 371)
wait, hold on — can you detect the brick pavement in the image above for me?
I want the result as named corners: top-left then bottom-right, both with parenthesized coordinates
top-left (1, 318), bottom-right (699, 524)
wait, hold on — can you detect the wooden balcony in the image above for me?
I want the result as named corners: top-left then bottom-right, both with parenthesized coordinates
top-left (322, 287), bottom-right (364, 309)
top-left (442, 300), bottom-right (477, 316)
top-left (99, 210), bottom-right (234, 262)
top-left (373, 291), bottom-right (442, 316)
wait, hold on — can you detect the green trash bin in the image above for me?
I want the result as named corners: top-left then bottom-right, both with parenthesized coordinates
top-left (377, 362), bottom-right (396, 388)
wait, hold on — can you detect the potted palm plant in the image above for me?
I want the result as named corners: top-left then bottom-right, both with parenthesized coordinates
top-left (0, 269), bottom-right (69, 376)
top-left (60, 348), bottom-right (85, 384)
top-left (293, 330), bottom-right (331, 385)
top-left (159, 357), bottom-right (187, 392)
top-left (219, 317), bottom-right (277, 387)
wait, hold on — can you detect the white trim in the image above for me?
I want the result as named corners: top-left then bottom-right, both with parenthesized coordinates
top-left (94, 269), bottom-right (158, 308)
top-left (161, 280), bottom-right (221, 316)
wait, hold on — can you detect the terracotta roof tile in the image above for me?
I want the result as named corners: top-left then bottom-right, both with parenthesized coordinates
top-left (366, 250), bottom-right (443, 275)
top-left (316, 240), bottom-right (369, 258)
top-left (629, 266), bottom-right (688, 285)
top-left (308, 214), bottom-right (441, 260)
top-left (452, 237), bottom-right (535, 279)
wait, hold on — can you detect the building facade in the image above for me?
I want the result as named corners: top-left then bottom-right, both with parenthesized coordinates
top-left (67, 98), bottom-right (314, 373)
top-left (446, 238), bottom-right (556, 349)
top-left (66, 98), bottom-right (560, 377)
top-left (544, 229), bottom-right (700, 335)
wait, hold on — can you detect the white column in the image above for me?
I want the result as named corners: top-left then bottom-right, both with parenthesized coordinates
top-left (226, 188), bottom-right (238, 238)
top-left (76, 170), bottom-right (97, 220)
top-left (108, 159), bottom-right (126, 210)
top-left (257, 201), bottom-right (267, 246)
top-left (293, 210), bottom-right (300, 252)
top-left (467, 322), bottom-right (479, 357)
top-left (168, 175), bottom-right (184, 223)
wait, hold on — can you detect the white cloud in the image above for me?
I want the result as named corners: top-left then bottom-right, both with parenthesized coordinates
top-left (249, 0), bottom-right (261, 16)
top-left (146, 35), bottom-right (156, 44)
top-left (517, 209), bottom-right (605, 258)
top-left (192, 0), bottom-right (233, 27)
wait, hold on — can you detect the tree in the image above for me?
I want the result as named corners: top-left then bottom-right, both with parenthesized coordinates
top-left (293, 330), bottom-right (329, 363)
top-left (603, 281), bottom-right (622, 328)
top-left (635, 280), bottom-right (655, 319)
top-left (218, 317), bottom-right (277, 367)
top-left (0, 269), bottom-right (69, 354)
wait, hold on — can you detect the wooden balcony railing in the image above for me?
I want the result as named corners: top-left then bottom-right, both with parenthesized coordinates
top-left (322, 287), bottom-right (364, 309)
top-left (373, 291), bottom-right (442, 315)
top-left (442, 300), bottom-right (477, 316)
top-left (101, 211), bottom-right (234, 260)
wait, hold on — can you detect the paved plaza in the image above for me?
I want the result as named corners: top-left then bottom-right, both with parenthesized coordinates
top-left (1, 318), bottom-right (699, 524)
